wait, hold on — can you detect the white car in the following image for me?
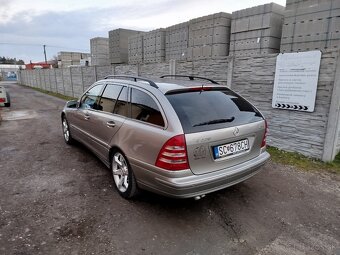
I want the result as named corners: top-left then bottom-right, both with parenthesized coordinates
top-left (0, 86), bottom-right (10, 107)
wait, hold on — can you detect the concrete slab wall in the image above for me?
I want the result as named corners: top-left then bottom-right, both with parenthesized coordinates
top-left (231, 50), bottom-right (339, 159)
top-left (18, 49), bottom-right (340, 161)
top-left (176, 57), bottom-right (230, 86)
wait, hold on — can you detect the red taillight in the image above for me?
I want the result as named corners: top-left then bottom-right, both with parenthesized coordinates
top-left (155, 134), bottom-right (189, 171)
top-left (261, 119), bottom-right (268, 148)
top-left (0, 98), bottom-right (5, 103)
top-left (189, 87), bottom-right (212, 92)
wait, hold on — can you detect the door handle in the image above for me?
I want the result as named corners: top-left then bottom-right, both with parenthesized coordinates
top-left (106, 121), bottom-right (116, 128)
top-left (84, 113), bottom-right (90, 120)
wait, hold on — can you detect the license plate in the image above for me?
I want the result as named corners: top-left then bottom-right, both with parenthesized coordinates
top-left (213, 139), bottom-right (249, 159)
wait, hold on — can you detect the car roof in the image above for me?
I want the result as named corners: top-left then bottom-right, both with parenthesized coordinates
top-left (155, 80), bottom-right (219, 94)
top-left (103, 77), bottom-right (221, 94)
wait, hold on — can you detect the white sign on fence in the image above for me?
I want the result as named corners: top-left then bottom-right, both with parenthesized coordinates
top-left (272, 50), bottom-right (321, 112)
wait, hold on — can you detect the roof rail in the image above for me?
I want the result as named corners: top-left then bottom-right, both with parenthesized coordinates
top-left (159, 75), bottom-right (219, 84)
top-left (104, 75), bottom-right (158, 88)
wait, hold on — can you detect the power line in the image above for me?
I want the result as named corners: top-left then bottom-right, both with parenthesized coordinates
top-left (0, 42), bottom-right (89, 52)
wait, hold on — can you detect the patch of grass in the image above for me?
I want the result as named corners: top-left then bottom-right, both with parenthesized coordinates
top-left (267, 146), bottom-right (340, 174)
top-left (22, 85), bottom-right (77, 101)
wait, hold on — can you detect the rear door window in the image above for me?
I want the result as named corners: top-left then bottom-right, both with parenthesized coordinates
top-left (130, 88), bottom-right (165, 127)
top-left (113, 86), bottom-right (129, 117)
top-left (166, 88), bottom-right (263, 133)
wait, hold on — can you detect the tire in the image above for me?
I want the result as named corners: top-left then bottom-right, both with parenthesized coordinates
top-left (62, 116), bottom-right (74, 145)
top-left (111, 151), bottom-right (139, 199)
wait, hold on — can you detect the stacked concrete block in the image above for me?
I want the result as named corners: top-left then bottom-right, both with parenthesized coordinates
top-left (281, 0), bottom-right (340, 52)
top-left (90, 37), bottom-right (109, 66)
top-left (143, 28), bottom-right (166, 63)
top-left (109, 28), bottom-right (142, 64)
top-left (187, 12), bottom-right (232, 60)
top-left (229, 3), bottom-right (285, 56)
top-left (57, 51), bottom-right (91, 67)
top-left (128, 33), bottom-right (145, 64)
top-left (165, 22), bottom-right (189, 61)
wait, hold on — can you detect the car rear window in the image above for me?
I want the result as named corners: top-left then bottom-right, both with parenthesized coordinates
top-left (166, 88), bottom-right (263, 133)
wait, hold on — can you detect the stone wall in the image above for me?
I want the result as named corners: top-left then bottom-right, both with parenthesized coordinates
top-left (231, 50), bottom-right (339, 159)
top-left (176, 57), bottom-right (231, 86)
top-left (18, 49), bottom-right (340, 161)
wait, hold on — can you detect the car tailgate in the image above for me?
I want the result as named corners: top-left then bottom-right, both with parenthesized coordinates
top-left (185, 120), bottom-right (266, 175)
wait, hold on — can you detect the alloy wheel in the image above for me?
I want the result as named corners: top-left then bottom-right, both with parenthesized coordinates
top-left (112, 152), bottom-right (129, 192)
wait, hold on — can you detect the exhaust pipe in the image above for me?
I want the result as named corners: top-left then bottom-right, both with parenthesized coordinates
top-left (194, 194), bottom-right (206, 200)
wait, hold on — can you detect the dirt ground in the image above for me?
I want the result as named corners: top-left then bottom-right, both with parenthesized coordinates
top-left (0, 82), bottom-right (339, 255)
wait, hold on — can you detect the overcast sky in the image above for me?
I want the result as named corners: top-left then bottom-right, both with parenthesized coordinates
top-left (0, 0), bottom-right (286, 63)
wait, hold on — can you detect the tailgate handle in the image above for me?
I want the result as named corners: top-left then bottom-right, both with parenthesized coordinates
top-left (106, 121), bottom-right (116, 128)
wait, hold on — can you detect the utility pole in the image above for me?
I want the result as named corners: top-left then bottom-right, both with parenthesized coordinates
top-left (43, 45), bottom-right (47, 63)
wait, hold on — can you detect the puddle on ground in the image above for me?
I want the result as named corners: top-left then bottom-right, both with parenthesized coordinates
top-left (0, 110), bottom-right (38, 121)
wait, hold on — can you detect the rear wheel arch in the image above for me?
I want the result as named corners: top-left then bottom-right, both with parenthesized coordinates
top-left (109, 146), bottom-right (125, 167)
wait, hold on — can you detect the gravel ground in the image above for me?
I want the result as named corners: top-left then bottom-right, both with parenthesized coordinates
top-left (0, 82), bottom-right (339, 255)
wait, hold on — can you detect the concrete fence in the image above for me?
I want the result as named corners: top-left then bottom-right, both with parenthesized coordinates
top-left (18, 50), bottom-right (340, 161)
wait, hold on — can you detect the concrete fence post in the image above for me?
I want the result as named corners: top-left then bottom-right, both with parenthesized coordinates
top-left (61, 68), bottom-right (65, 95)
top-left (48, 69), bottom-right (52, 92)
top-left (36, 70), bottom-right (39, 88)
top-left (227, 56), bottom-right (234, 88)
top-left (54, 69), bottom-right (58, 94)
top-left (94, 66), bottom-right (98, 81)
top-left (169, 59), bottom-right (176, 75)
top-left (42, 70), bottom-right (46, 90)
top-left (43, 70), bottom-right (46, 90)
top-left (81, 67), bottom-right (85, 93)
top-left (322, 50), bottom-right (340, 161)
top-left (41, 70), bottom-right (44, 90)
top-left (39, 70), bottom-right (42, 89)
top-left (70, 67), bottom-right (74, 97)
top-left (111, 65), bottom-right (116, 75)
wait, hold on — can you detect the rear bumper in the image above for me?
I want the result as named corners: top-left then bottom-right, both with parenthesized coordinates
top-left (131, 151), bottom-right (270, 199)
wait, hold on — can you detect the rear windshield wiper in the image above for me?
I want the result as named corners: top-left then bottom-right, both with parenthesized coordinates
top-left (193, 117), bottom-right (235, 127)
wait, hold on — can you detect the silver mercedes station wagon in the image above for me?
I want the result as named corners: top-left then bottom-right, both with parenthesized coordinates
top-left (61, 75), bottom-right (270, 199)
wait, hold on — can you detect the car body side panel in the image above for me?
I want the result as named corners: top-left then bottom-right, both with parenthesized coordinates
top-left (110, 119), bottom-right (178, 168)
top-left (64, 108), bottom-right (87, 142)
top-left (86, 111), bottom-right (126, 161)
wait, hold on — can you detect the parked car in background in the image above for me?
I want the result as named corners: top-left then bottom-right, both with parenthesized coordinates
top-left (6, 72), bottom-right (17, 81)
top-left (61, 75), bottom-right (270, 199)
top-left (0, 85), bottom-right (10, 107)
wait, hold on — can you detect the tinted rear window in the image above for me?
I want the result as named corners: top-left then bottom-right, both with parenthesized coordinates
top-left (166, 89), bottom-right (263, 133)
